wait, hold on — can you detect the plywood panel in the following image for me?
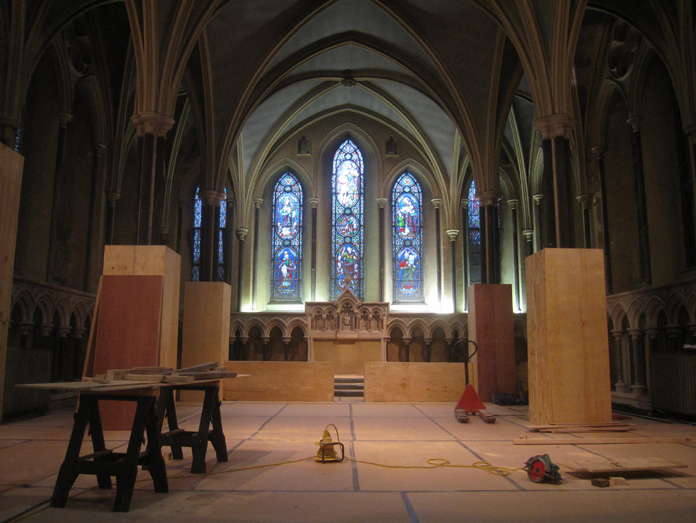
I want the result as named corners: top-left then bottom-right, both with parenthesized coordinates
top-left (223, 362), bottom-right (334, 401)
top-left (312, 340), bottom-right (381, 374)
top-left (102, 245), bottom-right (180, 370)
top-left (181, 282), bottom-right (231, 401)
top-left (0, 143), bottom-right (23, 419)
top-left (94, 275), bottom-right (163, 429)
top-left (526, 248), bottom-right (612, 425)
top-left (364, 363), bottom-right (467, 402)
top-left (467, 284), bottom-right (516, 401)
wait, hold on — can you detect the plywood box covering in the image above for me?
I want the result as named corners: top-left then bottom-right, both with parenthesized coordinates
top-left (526, 248), bottom-right (612, 425)
top-left (364, 362), bottom-right (467, 402)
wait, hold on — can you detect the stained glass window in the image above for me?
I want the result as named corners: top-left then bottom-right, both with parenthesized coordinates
top-left (392, 172), bottom-right (424, 302)
top-left (192, 187), bottom-right (202, 281)
top-left (218, 188), bottom-right (227, 281)
top-left (271, 173), bottom-right (303, 301)
top-left (468, 181), bottom-right (481, 285)
top-left (331, 139), bottom-right (364, 299)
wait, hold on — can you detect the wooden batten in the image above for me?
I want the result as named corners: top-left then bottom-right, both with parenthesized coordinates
top-left (526, 248), bottom-right (612, 425)
top-left (180, 282), bottom-right (231, 401)
top-left (364, 362), bottom-right (467, 402)
top-left (0, 144), bottom-right (24, 420)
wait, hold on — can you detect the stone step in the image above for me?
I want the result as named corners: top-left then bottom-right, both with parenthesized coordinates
top-left (334, 383), bottom-right (364, 390)
top-left (334, 389), bottom-right (364, 397)
top-left (334, 375), bottom-right (364, 398)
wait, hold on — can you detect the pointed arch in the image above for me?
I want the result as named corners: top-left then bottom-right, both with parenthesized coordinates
top-left (271, 172), bottom-right (303, 302)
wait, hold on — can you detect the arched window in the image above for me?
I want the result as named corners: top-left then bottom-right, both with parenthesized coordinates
top-left (392, 172), bottom-right (424, 302)
top-left (192, 186), bottom-right (227, 282)
top-left (271, 173), bottom-right (303, 301)
top-left (192, 187), bottom-right (202, 281)
top-left (468, 181), bottom-right (481, 285)
top-left (331, 139), bottom-right (364, 299)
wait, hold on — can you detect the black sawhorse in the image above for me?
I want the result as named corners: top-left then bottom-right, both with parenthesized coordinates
top-left (51, 391), bottom-right (169, 512)
top-left (156, 382), bottom-right (228, 474)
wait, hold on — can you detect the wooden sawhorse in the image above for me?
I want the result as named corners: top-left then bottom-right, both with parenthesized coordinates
top-left (156, 381), bottom-right (228, 474)
top-left (51, 390), bottom-right (169, 512)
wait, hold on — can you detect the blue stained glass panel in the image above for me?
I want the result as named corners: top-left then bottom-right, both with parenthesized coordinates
top-left (192, 187), bottom-right (202, 281)
top-left (331, 140), bottom-right (364, 299)
top-left (271, 173), bottom-right (303, 301)
top-left (392, 172), bottom-right (424, 302)
top-left (468, 181), bottom-right (479, 229)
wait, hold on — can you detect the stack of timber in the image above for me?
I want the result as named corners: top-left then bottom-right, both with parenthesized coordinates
top-left (528, 422), bottom-right (634, 433)
top-left (566, 457), bottom-right (687, 476)
top-left (88, 362), bottom-right (237, 386)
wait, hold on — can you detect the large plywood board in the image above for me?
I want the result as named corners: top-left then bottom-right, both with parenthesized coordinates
top-left (94, 275), bottom-right (163, 429)
top-left (223, 361), bottom-right (335, 402)
top-left (526, 248), bottom-right (612, 425)
top-left (103, 245), bottom-right (180, 370)
top-left (312, 340), bottom-right (381, 375)
top-left (181, 282), bottom-right (231, 401)
top-left (0, 143), bottom-right (23, 419)
top-left (467, 284), bottom-right (516, 401)
top-left (364, 363), bottom-right (467, 402)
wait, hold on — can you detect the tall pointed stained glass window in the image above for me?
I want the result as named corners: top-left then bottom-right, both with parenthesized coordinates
top-left (192, 187), bottom-right (203, 281)
top-left (392, 172), bottom-right (424, 302)
top-left (271, 173), bottom-right (303, 301)
top-left (468, 181), bottom-right (481, 285)
top-left (218, 188), bottom-right (227, 281)
top-left (331, 139), bottom-right (364, 299)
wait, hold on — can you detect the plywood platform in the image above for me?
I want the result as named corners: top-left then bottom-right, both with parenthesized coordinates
top-left (364, 362), bottom-right (467, 402)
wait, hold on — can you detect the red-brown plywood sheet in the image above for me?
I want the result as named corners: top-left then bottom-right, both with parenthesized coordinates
top-left (94, 275), bottom-right (163, 429)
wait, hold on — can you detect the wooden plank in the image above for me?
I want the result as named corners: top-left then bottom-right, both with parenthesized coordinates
top-left (223, 361), bottom-right (334, 402)
top-left (568, 457), bottom-right (687, 474)
top-left (0, 143), bottom-right (23, 420)
top-left (513, 436), bottom-right (694, 445)
top-left (176, 362), bottom-right (218, 373)
top-left (467, 285), bottom-right (516, 401)
top-left (526, 249), bottom-right (612, 425)
top-left (364, 362), bottom-right (467, 402)
top-left (93, 275), bottom-right (163, 429)
top-left (180, 282), bottom-right (231, 401)
top-left (537, 426), bottom-right (632, 433)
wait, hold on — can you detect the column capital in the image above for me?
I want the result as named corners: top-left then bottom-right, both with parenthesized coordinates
top-left (309, 197), bottom-right (320, 208)
top-left (522, 229), bottom-right (534, 241)
top-left (130, 111), bottom-right (175, 137)
top-left (253, 198), bottom-right (263, 208)
top-left (533, 194), bottom-right (544, 205)
top-left (446, 229), bottom-right (459, 241)
top-left (58, 112), bottom-right (73, 127)
top-left (477, 191), bottom-right (500, 207)
top-left (683, 122), bottom-right (696, 138)
top-left (627, 328), bottom-right (643, 340)
top-left (507, 198), bottom-right (518, 210)
top-left (534, 113), bottom-right (575, 140)
top-left (200, 189), bottom-right (221, 206)
top-left (106, 191), bottom-right (120, 206)
top-left (236, 228), bottom-right (249, 241)
top-left (626, 116), bottom-right (643, 133)
top-left (576, 194), bottom-right (592, 209)
top-left (460, 198), bottom-right (469, 209)
top-left (92, 142), bottom-right (106, 157)
top-left (376, 197), bottom-right (388, 208)
top-left (431, 198), bottom-right (442, 209)
top-left (611, 329), bottom-right (625, 341)
top-left (591, 145), bottom-right (606, 160)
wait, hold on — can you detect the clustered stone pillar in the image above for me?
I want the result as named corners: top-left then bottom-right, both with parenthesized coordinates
top-left (377, 198), bottom-right (387, 302)
top-left (460, 199), bottom-right (469, 307)
top-left (611, 330), bottom-right (628, 392)
top-left (478, 191), bottom-right (500, 284)
top-left (577, 194), bottom-right (592, 249)
top-left (628, 328), bottom-right (647, 395)
top-left (236, 228), bottom-right (248, 311)
top-left (432, 198), bottom-right (442, 304)
top-left (84, 142), bottom-right (106, 291)
top-left (46, 112), bottom-right (72, 283)
top-left (131, 111), bottom-right (175, 246)
top-left (310, 198), bottom-right (319, 301)
top-left (627, 116), bottom-right (652, 284)
top-left (591, 145), bottom-right (613, 293)
top-left (447, 229), bottom-right (459, 312)
top-left (532, 194), bottom-right (544, 253)
top-left (508, 199), bottom-right (521, 309)
top-left (252, 198), bottom-right (262, 309)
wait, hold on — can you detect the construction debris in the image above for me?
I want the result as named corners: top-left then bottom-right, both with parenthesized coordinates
top-left (84, 363), bottom-right (237, 385)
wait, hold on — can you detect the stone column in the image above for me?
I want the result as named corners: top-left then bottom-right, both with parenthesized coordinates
top-left (460, 199), bottom-right (469, 307)
top-left (628, 328), bottom-right (647, 395)
top-left (508, 199), bottom-right (521, 310)
top-left (446, 229), bottom-right (459, 312)
top-left (176, 197), bottom-right (185, 254)
top-left (522, 230), bottom-right (534, 257)
top-left (666, 325), bottom-right (683, 351)
top-left (46, 112), bottom-right (72, 282)
top-left (681, 124), bottom-right (696, 266)
top-left (534, 114), bottom-right (575, 248)
top-left (627, 116), bottom-right (652, 284)
top-left (592, 146), bottom-right (613, 293)
top-left (283, 336), bottom-right (291, 361)
top-left (478, 191), bottom-right (500, 284)
top-left (240, 336), bottom-right (249, 361)
top-left (104, 191), bottom-right (119, 246)
top-left (611, 330), bottom-right (628, 392)
top-left (84, 143), bottom-right (106, 292)
top-left (236, 228), bottom-right (248, 311)
top-left (403, 337), bottom-right (412, 362)
top-left (252, 198), bottom-right (263, 309)
top-left (261, 336), bottom-right (270, 361)
top-left (432, 199), bottom-right (442, 304)
top-left (577, 194), bottom-right (592, 249)
top-left (199, 189), bottom-right (222, 282)
top-left (532, 194), bottom-right (544, 253)
top-left (377, 198), bottom-right (387, 302)
top-left (309, 198), bottom-right (319, 301)
top-left (424, 337), bottom-right (433, 362)
top-left (446, 337), bottom-right (455, 362)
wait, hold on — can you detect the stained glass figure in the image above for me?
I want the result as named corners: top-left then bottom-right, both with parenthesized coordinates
top-left (468, 181), bottom-right (481, 285)
top-left (192, 187), bottom-right (202, 281)
top-left (331, 139), bottom-right (364, 299)
top-left (218, 187), bottom-right (227, 281)
top-left (392, 172), bottom-right (424, 302)
top-left (271, 173), bottom-right (303, 301)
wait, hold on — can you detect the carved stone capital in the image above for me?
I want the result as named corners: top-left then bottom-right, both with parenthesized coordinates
top-left (200, 189), bottom-right (221, 206)
top-left (446, 229), bottom-right (459, 241)
top-left (611, 329), bottom-right (625, 341)
top-left (309, 198), bottom-right (320, 208)
top-left (431, 198), bottom-right (442, 209)
top-left (236, 228), bottom-right (249, 241)
top-left (130, 111), bottom-right (175, 138)
top-left (534, 113), bottom-right (575, 140)
top-left (460, 198), bottom-right (469, 209)
top-left (522, 229), bottom-right (534, 241)
top-left (59, 112), bottom-right (73, 127)
top-left (376, 198), bottom-right (388, 209)
top-left (576, 194), bottom-right (592, 209)
top-left (591, 146), bottom-right (606, 160)
top-left (507, 199), bottom-right (518, 210)
top-left (106, 191), bottom-right (120, 206)
top-left (626, 116), bottom-right (643, 133)
top-left (627, 328), bottom-right (643, 340)
top-left (254, 198), bottom-right (263, 208)
top-left (533, 194), bottom-right (544, 205)
top-left (477, 191), bottom-right (500, 207)
top-left (92, 142), bottom-right (106, 158)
